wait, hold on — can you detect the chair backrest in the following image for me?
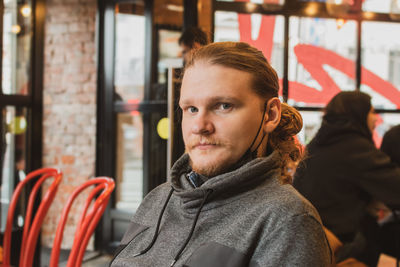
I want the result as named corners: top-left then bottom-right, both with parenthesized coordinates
top-left (50, 177), bottom-right (115, 267)
top-left (2, 167), bottom-right (63, 267)
top-left (323, 226), bottom-right (369, 267)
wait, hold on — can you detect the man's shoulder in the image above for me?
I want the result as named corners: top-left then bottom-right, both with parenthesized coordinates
top-left (258, 181), bottom-right (322, 222)
top-left (141, 182), bottom-right (172, 204)
top-left (131, 182), bottom-right (172, 220)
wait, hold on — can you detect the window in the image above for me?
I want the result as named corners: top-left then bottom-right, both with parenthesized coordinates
top-left (2, 0), bottom-right (33, 95)
top-left (114, 13), bottom-right (145, 101)
top-left (297, 110), bottom-right (323, 145)
top-left (214, 11), bottom-right (285, 85)
top-left (157, 29), bottom-right (182, 84)
top-left (216, 0), bottom-right (285, 4)
top-left (288, 17), bottom-right (357, 107)
top-left (362, 0), bottom-right (392, 13)
top-left (0, 0), bottom-right (40, 231)
top-left (374, 113), bottom-right (400, 147)
top-left (114, 9), bottom-right (146, 211)
top-left (361, 21), bottom-right (400, 110)
top-left (0, 107), bottom-right (28, 228)
top-left (389, 50), bottom-right (400, 89)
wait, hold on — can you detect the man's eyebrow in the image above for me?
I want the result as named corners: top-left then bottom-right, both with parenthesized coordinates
top-left (209, 96), bottom-right (240, 103)
top-left (179, 99), bottom-right (190, 106)
top-left (179, 96), bottom-right (240, 106)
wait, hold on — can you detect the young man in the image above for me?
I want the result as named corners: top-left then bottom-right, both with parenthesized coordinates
top-left (178, 27), bottom-right (208, 65)
top-left (110, 42), bottom-right (331, 267)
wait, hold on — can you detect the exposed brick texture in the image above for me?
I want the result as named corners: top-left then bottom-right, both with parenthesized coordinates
top-left (42, 0), bottom-right (97, 249)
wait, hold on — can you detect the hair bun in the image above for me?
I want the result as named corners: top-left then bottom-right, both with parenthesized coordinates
top-left (275, 103), bottom-right (303, 139)
top-left (268, 103), bottom-right (304, 184)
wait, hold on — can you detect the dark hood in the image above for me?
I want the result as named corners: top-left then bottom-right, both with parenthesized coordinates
top-left (313, 91), bottom-right (373, 146)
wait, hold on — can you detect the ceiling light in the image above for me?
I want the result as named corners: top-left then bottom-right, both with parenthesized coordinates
top-left (166, 4), bottom-right (183, 12)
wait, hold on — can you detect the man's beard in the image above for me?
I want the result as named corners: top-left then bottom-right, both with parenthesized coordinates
top-left (186, 137), bottom-right (232, 177)
top-left (189, 157), bottom-right (228, 178)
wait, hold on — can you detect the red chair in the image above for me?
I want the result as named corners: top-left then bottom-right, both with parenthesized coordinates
top-left (2, 168), bottom-right (63, 267)
top-left (49, 177), bottom-right (115, 267)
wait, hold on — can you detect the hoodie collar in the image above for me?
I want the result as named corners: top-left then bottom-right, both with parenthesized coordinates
top-left (170, 151), bottom-right (281, 212)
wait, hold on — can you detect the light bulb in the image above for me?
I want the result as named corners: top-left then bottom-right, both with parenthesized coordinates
top-left (326, 0), bottom-right (352, 15)
top-left (11, 24), bottom-right (21, 34)
top-left (21, 4), bottom-right (31, 17)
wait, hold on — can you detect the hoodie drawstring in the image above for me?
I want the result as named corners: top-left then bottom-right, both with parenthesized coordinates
top-left (133, 187), bottom-right (212, 267)
top-left (170, 189), bottom-right (213, 267)
top-left (133, 187), bottom-right (175, 257)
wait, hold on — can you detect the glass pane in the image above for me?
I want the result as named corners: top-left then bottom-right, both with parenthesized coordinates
top-left (378, 113), bottom-right (400, 134)
top-left (157, 29), bottom-right (182, 84)
top-left (2, 0), bottom-right (33, 95)
top-left (216, 0), bottom-right (284, 3)
top-left (1, 106), bottom-right (28, 230)
top-left (115, 111), bottom-right (168, 211)
top-left (288, 17), bottom-right (357, 107)
top-left (362, 0), bottom-right (391, 13)
top-left (114, 12), bottom-right (145, 101)
top-left (214, 11), bottom-right (284, 82)
top-left (297, 110), bottom-right (323, 145)
top-left (374, 113), bottom-right (400, 147)
top-left (361, 21), bottom-right (400, 110)
top-left (115, 112), bottom-right (143, 211)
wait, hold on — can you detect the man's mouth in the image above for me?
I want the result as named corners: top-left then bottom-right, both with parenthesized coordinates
top-left (194, 143), bottom-right (217, 150)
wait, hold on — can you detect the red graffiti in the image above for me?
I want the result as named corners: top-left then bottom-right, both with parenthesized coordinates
top-left (237, 12), bottom-right (275, 61)
top-left (236, 7), bottom-right (399, 146)
top-left (291, 44), bottom-right (400, 108)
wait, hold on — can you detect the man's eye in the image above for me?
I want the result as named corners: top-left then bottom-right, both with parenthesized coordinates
top-left (219, 103), bottom-right (232, 110)
top-left (188, 106), bottom-right (198, 113)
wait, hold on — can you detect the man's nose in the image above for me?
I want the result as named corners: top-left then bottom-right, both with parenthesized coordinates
top-left (191, 112), bottom-right (215, 135)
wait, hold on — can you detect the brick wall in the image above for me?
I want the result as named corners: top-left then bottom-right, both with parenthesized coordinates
top-left (42, 0), bottom-right (97, 248)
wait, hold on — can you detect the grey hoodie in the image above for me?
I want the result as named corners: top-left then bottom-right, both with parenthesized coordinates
top-left (110, 152), bottom-right (331, 267)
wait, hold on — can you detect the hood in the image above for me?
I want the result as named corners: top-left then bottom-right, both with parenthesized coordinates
top-left (314, 91), bottom-right (373, 146)
top-left (170, 151), bottom-right (282, 213)
top-left (312, 114), bottom-right (373, 146)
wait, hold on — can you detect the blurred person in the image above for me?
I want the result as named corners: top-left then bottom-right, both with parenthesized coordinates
top-left (378, 124), bottom-right (400, 258)
top-left (110, 42), bottom-right (331, 267)
top-left (178, 27), bottom-right (209, 65)
top-left (294, 91), bottom-right (400, 266)
top-left (381, 124), bottom-right (400, 165)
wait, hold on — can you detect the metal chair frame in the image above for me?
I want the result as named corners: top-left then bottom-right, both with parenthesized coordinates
top-left (2, 167), bottom-right (62, 267)
top-left (50, 177), bottom-right (114, 267)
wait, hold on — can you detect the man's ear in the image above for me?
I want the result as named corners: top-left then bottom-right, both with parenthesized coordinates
top-left (263, 97), bottom-right (281, 134)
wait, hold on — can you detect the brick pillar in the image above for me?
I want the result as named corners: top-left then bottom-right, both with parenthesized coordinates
top-left (42, 0), bottom-right (97, 248)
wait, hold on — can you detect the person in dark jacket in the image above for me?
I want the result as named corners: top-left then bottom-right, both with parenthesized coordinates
top-left (293, 91), bottom-right (400, 266)
top-left (381, 124), bottom-right (400, 165)
top-left (110, 42), bottom-right (331, 267)
top-left (379, 124), bottom-right (400, 258)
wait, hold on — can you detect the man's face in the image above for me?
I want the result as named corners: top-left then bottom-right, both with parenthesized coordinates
top-left (367, 107), bottom-right (378, 133)
top-left (179, 62), bottom-right (266, 177)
